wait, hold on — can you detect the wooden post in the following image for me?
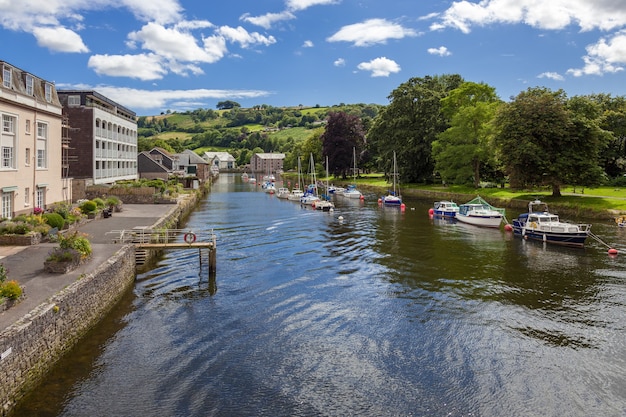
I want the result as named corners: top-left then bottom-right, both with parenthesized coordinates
top-left (209, 248), bottom-right (216, 276)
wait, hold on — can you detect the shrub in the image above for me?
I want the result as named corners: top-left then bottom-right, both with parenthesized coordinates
top-left (12, 223), bottom-right (32, 235)
top-left (92, 197), bottom-right (105, 208)
top-left (43, 212), bottom-right (65, 230)
top-left (33, 207), bottom-right (44, 215)
top-left (79, 200), bottom-right (97, 214)
top-left (1, 280), bottom-right (22, 300)
top-left (58, 231), bottom-right (92, 258)
top-left (46, 248), bottom-right (81, 263)
top-left (0, 221), bottom-right (33, 235)
top-left (105, 196), bottom-right (120, 207)
top-left (0, 263), bottom-right (7, 284)
top-left (50, 202), bottom-right (71, 219)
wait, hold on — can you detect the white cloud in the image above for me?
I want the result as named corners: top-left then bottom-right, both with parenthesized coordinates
top-left (327, 18), bottom-right (417, 47)
top-left (32, 26), bottom-right (89, 53)
top-left (122, 0), bottom-right (184, 25)
top-left (427, 46), bottom-right (451, 57)
top-left (128, 22), bottom-right (223, 63)
top-left (56, 84), bottom-right (273, 110)
top-left (216, 26), bottom-right (277, 48)
top-left (334, 58), bottom-right (346, 67)
top-left (87, 53), bottom-right (168, 80)
top-left (567, 31), bottom-right (626, 76)
top-left (537, 72), bottom-right (564, 81)
top-left (240, 11), bottom-right (296, 30)
top-left (432, 0), bottom-right (626, 33)
top-left (286, 0), bottom-right (340, 12)
top-left (303, 40), bottom-right (314, 48)
top-left (357, 57), bottom-right (401, 77)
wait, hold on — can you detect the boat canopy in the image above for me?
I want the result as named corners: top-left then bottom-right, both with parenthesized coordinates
top-left (463, 196), bottom-right (506, 215)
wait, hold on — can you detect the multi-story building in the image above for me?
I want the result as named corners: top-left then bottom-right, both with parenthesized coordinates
top-left (0, 60), bottom-right (69, 218)
top-left (57, 90), bottom-right (138, 185)
top-left (251, 153), bottom-right (285, 174)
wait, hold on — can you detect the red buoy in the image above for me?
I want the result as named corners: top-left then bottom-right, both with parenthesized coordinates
top-left (504, 224), bottom-right (513, 232)
top-left (360, 195), bottom-right (365, 200)
top-left (428, 208), bottom-right (434, 215)
top-left (608, 248), bottom-right (618, 255)
top-left (400, 203), bottom-right (406, 211)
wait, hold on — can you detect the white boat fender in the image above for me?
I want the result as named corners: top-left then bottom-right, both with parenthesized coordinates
top-left (338, 215), bottom-right (344, 221)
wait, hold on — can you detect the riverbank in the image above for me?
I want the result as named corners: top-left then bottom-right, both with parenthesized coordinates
top-left (0, 188), bottom-right (206, 416)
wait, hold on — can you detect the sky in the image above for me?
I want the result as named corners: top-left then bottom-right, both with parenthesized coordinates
top-left (2, 0), bottom-right (626, 116)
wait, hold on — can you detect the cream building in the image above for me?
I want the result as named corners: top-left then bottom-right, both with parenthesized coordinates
top-left (0, 60), bottom-right (68, 218)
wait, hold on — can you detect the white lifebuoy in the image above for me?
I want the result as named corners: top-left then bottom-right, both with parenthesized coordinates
top-left (184, 232), bottom-right (196, 244)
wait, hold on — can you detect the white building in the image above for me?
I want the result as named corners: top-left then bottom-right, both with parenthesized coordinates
top-left (0, 60), bottom-right (69, 218)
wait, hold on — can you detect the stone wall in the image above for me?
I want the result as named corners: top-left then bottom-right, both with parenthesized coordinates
top-left (0, 246), bottom-right (136, 415)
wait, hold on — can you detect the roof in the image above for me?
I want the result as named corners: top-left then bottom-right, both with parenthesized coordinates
top-left (255, 153), bottom-right (286, 160)
top-left (176, 150), bottom-right (208, 165)
top-left (203, 151), bottom-right (235, 162)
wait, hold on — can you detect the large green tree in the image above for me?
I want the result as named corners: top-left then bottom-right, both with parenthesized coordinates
top-left (494, 87), bottom-right (609, 196)
top-left (368, 74), bottom-right (464, 183)
top-left (432, 82), bottom-right (501, 187)
top-left (321, 112), bottom-right (366, 178)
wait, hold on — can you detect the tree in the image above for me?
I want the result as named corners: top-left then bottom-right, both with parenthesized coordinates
top-left (494, 88), bottom-right (609, 196)
top-left (432, 82), bottom-right (501, 187)
top-left (216, 100), bottom-right (241, 110)
top-left (321, 112), bottom-right (365, 178)
top-left (368, 74), bottom-right (464, 183)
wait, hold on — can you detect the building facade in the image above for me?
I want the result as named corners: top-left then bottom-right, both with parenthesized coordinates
top-left (251, 153), bottom-right (285, 174)
top-left (0, 60), bottom-right (68, 218)
top-left (57, 90), bottom-right (138, 185)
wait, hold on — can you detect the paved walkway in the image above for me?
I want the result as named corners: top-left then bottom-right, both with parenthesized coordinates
top-left (0, 204), bottom-right (176, 332)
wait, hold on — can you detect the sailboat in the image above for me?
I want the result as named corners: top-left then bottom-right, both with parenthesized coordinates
top-left (315, 156), bottom-right (335, 211)
top-left (340, 147), bottom-right (364, 200)
top-left (287, 157), bottom-right (305, 201)
top-left (300, 153), bottom-right (321, 206)
top-left (380, 151), bottom-right (402, 206)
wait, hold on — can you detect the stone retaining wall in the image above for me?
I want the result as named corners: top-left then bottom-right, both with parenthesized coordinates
top-left (0, 246), bottom-right (136, 415)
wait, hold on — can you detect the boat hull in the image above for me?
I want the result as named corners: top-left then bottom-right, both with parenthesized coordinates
top-left (456, 214), bottom-right (502, 228)
top-left (512, 221), bottom-right (589, 247)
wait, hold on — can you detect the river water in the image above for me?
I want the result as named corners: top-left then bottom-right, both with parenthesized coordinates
top-left (13, 174), bottom-right (626, 417)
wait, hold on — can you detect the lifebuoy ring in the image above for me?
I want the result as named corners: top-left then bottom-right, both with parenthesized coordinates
top-left (184, 232), bottom-right (196, 244)
top-left (529, 222), bottom-right (538, 229)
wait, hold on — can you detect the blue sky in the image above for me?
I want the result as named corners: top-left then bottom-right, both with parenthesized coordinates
top-left (2, 0), bottom-right (626, 116)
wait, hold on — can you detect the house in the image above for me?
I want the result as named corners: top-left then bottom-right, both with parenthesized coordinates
top-left (251, 153), bottom-right (286, 175)
top-left (56, 90), bottom-right (138, 186)
top-left (202, 151), bottom-right (236, 171)
top-left (174, 150), bottom-right (210, 186)
top-left (137, 151), bottom-right (170, 181)
top-left (0, 60), bottom-right (69, 218)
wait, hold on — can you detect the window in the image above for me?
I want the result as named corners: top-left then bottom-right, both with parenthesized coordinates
top-left (24, 187), bottom-right (29, 206)
top-left (1, 114), bottom-right (16, 169)
top-left (36, 122), bottom-right (47, 168)
top-left (68, 95), bottom-right (80, 106)
top-left (2, 147), bottom-right (13, 168)
top-left (3, 114), bottom-right (14, 133)
top-left (45, 83), bottom-right (52, 102)
top-left (25, 74), bottom-right (34, 96)
top-left (25, 119), bottom-right (30, 134)
top-left (2, 66), bottom-right (11, 89)
top-left (1, 192), bottom-right (12, 219)
top-left (25, 148), bottom-right (30, 166)
top-left (36, 188), bottom-right (45, 210)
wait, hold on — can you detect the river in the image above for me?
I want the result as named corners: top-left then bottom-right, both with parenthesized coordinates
top-left (12, 174), bottom-right (626, 416)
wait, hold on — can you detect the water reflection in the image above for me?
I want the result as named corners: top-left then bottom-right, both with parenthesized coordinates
top-left (13, 174), bottom-right (626, 417)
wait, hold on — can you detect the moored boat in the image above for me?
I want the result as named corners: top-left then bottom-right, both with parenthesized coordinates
top-left (432, 200), bottom-right (459, 218)
top-left (512, 200), bottom-right (591, 247)
top-left (456, 196), bottom-right (504, 228)
top-left (380, 151), bottom-right (402, 207)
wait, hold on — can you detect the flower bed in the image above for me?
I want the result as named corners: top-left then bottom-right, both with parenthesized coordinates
top-left (0, 232), bottom-right (42, 246)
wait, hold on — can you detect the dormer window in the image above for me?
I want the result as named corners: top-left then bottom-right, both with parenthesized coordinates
top-left (25, 74), bottom-right (34, 96)
top-left (2, 66), bottom-right (11, 88)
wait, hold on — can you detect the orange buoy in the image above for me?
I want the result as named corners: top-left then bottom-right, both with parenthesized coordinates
top-left (504, 224), bottom-right (513, 232)
top-left (608, 248), bottom-right (618, 255)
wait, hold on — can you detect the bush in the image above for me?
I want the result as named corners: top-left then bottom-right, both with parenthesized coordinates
top-left (92, 197), bottom-right (105, 208)
top-left (1, 280), bottom-right (22, 300)
top-left (0, 221), bottom-right (33, 235)
top-left (79, 200), bottom-right (97, 214)
top-left (58, 231), bottom-right (92, 258)
top-left (50, 202), bottom-right (71, 219)
top-left (46, 248), bottom-right (81, 263)
top-left (105, 196), bottom-right (120, 207)
top-left (0, 263), bottom-right (7, 284)
top-left (43, 212), bottom-right (65, 230)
